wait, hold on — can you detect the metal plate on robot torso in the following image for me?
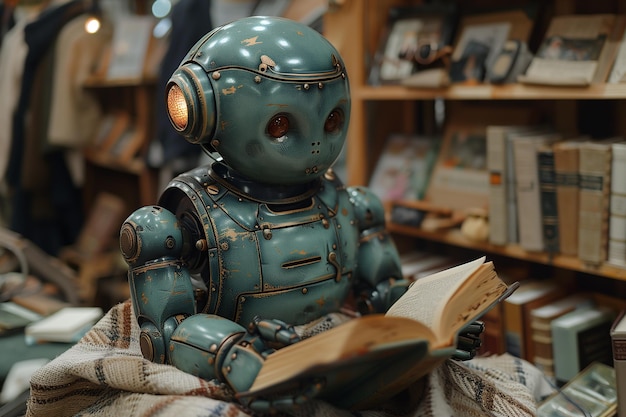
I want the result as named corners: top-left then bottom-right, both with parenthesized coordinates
top-left (215, 192), bottom-right (358, 326)
top-left (160, 168), bottom-right (360, 326)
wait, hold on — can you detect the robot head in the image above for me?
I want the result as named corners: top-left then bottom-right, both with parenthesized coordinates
top-left (165, 16), bottom-right (350, 185)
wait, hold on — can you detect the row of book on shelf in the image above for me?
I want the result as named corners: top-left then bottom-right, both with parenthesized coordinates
top-left (486, 127), bottom-right (626, 268)
top-left (369, 124), bottom-right (626, 269)
top-left (398, 250), bottom-right (626, 416)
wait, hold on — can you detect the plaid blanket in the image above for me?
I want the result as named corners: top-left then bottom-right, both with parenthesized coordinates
top-left (26, 301), bottom-right (554, 417)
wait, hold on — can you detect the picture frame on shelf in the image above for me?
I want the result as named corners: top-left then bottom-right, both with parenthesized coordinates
top-left (368, 134), bottom-right (440, 203)
top-left (519, 14), bottom-right (625, 86)
top-left (425, 124), bottom-right (489, 214)
top-left (368, 4), bottom-right (456, 86)
top-left (448, 8), bottom-right (535, 85)
top-left (106, 15), bottom-right (156, 82)
top-left (449, 21), bottom-right (511, 85)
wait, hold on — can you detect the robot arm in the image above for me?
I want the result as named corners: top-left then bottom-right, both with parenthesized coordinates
top-left (119, 206), bottom-right (198, 363)
top-left (348, 187), bottom-right (484, 360)
top-left (348, 186), bottom-right (410, 314)
top-left (119, 206), bottom-right (303, 408)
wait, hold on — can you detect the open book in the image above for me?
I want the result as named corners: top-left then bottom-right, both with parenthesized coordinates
top-left (238, 256), bottom-right (517, 409)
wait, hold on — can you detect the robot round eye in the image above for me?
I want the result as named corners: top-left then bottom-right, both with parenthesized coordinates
top-left (167, 84), bottom-right (189, 131)
top-left (267, 114), bottom-right (290, 138)
top-left (324, 109), bottom-right (344, 134)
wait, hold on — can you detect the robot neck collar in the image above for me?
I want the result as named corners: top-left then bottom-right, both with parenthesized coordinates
top-left (209, 161), bottom-right (320, 204)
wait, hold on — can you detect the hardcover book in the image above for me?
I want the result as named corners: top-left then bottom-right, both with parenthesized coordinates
top-left (239, 257), bottom-right (517, 409)
top-left (608, 142), bottom-right (626, 267)
top-left (502, 279), bottom-right (565, 361)
top-left (529, 294), bottom-right (594, 380)
top-left (512, 133), bottom-right (560, 252)
top-left (486, 125), bottom-right (533, 246)
top-left (537, 144), bottom-right (560, 254)
top-left (553, 138), bottom-right (587, 256)
top-left (610, 310), bottom-right (626, 417)
top-left (578, 138), bottom-right (623, 265)
top-left (551, 306), bottom-right (616, 383)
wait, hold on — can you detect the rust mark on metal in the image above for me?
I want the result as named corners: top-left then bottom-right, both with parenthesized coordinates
top-left (222, 86), bottom-right (237, 95)
top-left (242, 36), bottom-right (262, 46)
top-left (221, 227), bottom-right (246, 241)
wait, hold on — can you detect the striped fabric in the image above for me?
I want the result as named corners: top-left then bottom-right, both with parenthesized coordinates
top-left (26, 300), bottom-right (553, 417)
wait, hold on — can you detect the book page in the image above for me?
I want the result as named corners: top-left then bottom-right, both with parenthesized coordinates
top-left (385, 257), bottom-right (486, 335)
top-left (435, 264), bottom-right (507, 342)
top-left (249, 314), bottom-right (434, 393)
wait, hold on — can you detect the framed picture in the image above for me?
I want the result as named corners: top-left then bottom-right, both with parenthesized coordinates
top-left (449, 22), bottom-right (511, 84)
top-left (369, 5), bottom-right (456, 85)
top-left (448, 8), bottom-right (535, 85)
top-left (107, 15), bottom-right (155, 81)
top-left (425, 124), bottom-right (489, 213)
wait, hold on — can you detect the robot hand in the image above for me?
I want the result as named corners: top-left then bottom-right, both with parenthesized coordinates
top-left (452, 320), bottom-right (484, 361)
top-left (235, 318), bottom-right (326, 413)
top-left (238, 381), bottom-right (324, 413)
top-left (246, 316), bottom-right (301, 350)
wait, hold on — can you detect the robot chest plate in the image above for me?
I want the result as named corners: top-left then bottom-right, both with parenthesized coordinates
top-left (208, 198), bottom-right (359, 325)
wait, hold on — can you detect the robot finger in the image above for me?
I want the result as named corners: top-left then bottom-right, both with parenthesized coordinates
top-left (242, 379), bottom-right (324, 413)
top-left (251, 318), bottom-right (301, 346)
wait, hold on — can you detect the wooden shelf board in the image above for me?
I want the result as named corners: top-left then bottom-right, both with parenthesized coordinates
top-left (356, 83), bottom-right (626, 101)
top-left (387, 222), bottom-right (626, 281)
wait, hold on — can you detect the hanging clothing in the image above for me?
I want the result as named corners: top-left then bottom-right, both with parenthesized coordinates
top-left (0, 7), bottom-right (39, 184)
top-left (7, 0), bottom-right (88, 255)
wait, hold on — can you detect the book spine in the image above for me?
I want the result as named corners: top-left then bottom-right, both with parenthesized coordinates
top-left (531, 332), bottom-right (555, 378)
top-left (611, 312), bottom-right (626, 417)
top-left (608, 143), bottom-right (626, 267)
top-left (506, 138), bottom-right (519, 244)
top-left (514, 139), bottom-right (544, 252)
top-left (487, 128), bottom-right (508, 246)
top-left (578, 145), bottom-right (613, 265)
top-left (538, 148), bottom-right (560, 254)
top-left (554, 145), bottom-right (580, 256)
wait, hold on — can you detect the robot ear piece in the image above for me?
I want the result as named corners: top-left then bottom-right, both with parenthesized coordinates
top-left (166, 64), bottom-right (217, 145)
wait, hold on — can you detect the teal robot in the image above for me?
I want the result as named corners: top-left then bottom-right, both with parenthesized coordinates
top-left (119, 16), bottom-right (481, 411)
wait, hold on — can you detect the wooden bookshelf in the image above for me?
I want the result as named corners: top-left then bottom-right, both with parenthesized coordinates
top-left (388, 221), bottom-right (626, 281)
top-left (356, 83), bottom-right (626, 101)
top-left (82, 79), bottom-right (158, 212)
top-left (324, 0), bottom-right (626, 285)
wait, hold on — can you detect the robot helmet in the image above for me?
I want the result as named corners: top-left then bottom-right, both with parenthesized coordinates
top-left (165, 16), bottom-right (351, 185)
